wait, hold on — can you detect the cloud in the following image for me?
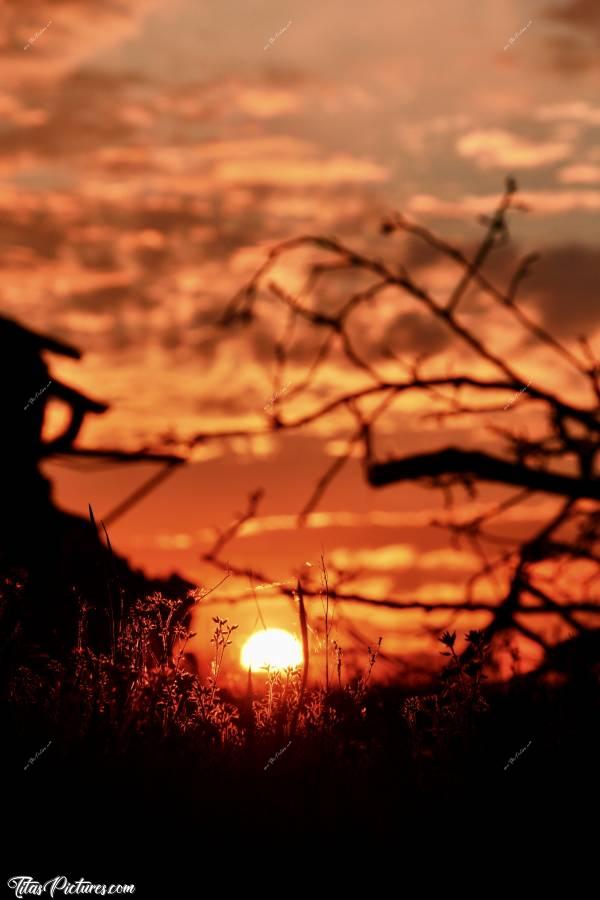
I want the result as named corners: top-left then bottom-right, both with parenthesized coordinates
top-left (0, 71), bottom-right (150, 170)
top-left (413, 582), bottom-right (467, 603)
top-left (383, 310), bottom-right (451, 356)
top-left (329, 544), bottom-right (480, 574)
top-left (131, 498), bottom-right (563, 558)
top-left (558, 164), bottom-right (600, 183)
top-left (545, 0), bottom-right (600, 31)
top-left (2, 0), bottom-right (597, 465)
top-left (543, 0), bottom-right (600, 71)
top-left (1, 0), bottom-right (163, 78)
top-left (544, 0), bottom-right (600, 41)
top-left (407, 189), bottom-right (600, 217)
top-left (456, 129), bottom-right (571, 169)
top-left (234, 87), bottom-right (300, 119)
top-left (418, 549), bottom-right (480, 571)
top-left (213, 154), bottom-right (388, 186)
top-left (536, 100), bottom-right (600, 126)
top-left (329, 544), bottom-right (417, 571)
top-left (525, 243), bottom-right (600, 333)
top-left (66, 279), bottom-right (145, 313)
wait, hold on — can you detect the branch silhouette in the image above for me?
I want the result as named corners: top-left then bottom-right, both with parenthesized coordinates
top-left (185, 178), bottom-right (600, 669)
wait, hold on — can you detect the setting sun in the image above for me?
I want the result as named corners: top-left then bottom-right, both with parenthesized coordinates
top-left (241, 628), bottom-right (303, 672)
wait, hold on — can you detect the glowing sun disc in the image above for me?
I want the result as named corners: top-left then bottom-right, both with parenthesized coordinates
top-left (241, 628), bottom-right (303, 671)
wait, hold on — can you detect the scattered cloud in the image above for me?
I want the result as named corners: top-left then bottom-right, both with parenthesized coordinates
top-left (330, 544), bottom-right (417, 571)
top-left (234, 87), bottom-right (300, 119)
top-left (213, 154), bottom-right (388, 187)
top-left (418, 548), bottom-right (480, 570)
top-left (558, 163), bottom-right (600, 183)
top-left (536, 100), bottom-right (600, 126)
top-left (383, 310), bottom-right (451, 356)
top-left (407, 189), bottom-right (600, 217)
top-left (526, 243), bottom-right (600, 333)
top-left (134, 499), bottom-right (558, 566)
top-left (544, 0), bottom-right (600, 72)
top-left (456, 129), bottom-right (571, 169)
top-left (329, 544), bottom-right (480, 574)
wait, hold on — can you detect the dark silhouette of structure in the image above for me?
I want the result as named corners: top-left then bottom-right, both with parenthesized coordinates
top-left (0, 315), bottom-right (192, 659)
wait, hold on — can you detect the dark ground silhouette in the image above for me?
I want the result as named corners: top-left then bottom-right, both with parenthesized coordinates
top-left (0, 315), bottom-right (192, 662)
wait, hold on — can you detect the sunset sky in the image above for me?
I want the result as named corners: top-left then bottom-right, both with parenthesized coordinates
top-left (2, 0), bottom-right (599, 680)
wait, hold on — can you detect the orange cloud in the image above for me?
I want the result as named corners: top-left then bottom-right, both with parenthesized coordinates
top-left (418, 549), bottom-right (480, 571)
top-left (536, 101), bottom-right (600, 126)
top-left (131, 497), bottom-right (565, 552)
top-left (329, 544), bottom-right (417, 571)
top-left (1, 0), bottom-right (163, 81)
top-left (213, 154), bottom-right (388, 186)
top-left (329, 544), bottom-right (480, 573)
top-left (235, 88), bottom-right (300, 119)
top-left (456, 129), bottom-right (571, 169)
top-left (408, 189), bottom-right (600, 217)
top-left (558, 163), bottom-right (600, 183)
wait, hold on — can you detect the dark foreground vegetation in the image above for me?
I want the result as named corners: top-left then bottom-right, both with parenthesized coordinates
top-left (2, 585), bottom-right (599, 881)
